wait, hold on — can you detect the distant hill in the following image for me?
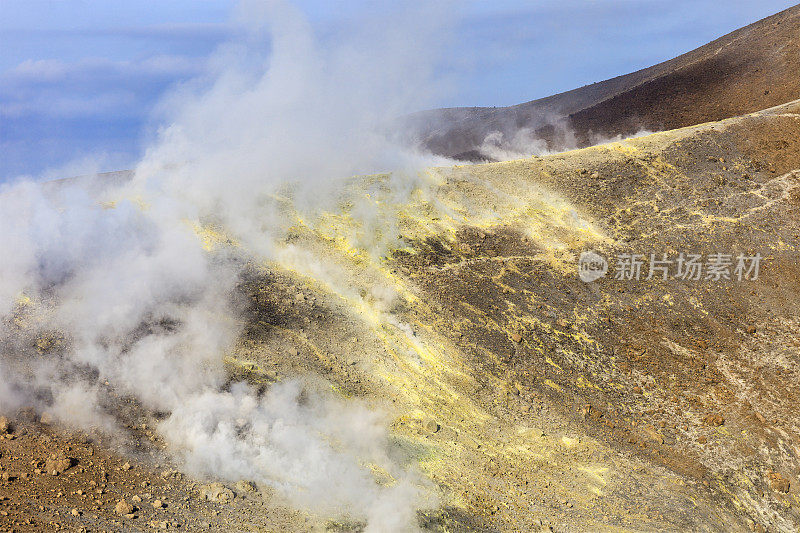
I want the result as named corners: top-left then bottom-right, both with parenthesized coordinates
top-left (409, 4), bottom-right (800, 161)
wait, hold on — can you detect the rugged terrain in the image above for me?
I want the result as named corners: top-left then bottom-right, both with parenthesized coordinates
top-left (5, 6), bottom-right (800, 532)
top-left (410, 4), bottom-right (800, 161)
top-left (3, 96), bottom-right (800, 531)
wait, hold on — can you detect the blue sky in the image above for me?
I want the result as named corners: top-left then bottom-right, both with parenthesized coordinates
top-left (1, 0), bottom-right (797, 180)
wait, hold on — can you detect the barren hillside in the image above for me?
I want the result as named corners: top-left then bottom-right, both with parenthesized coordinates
top-left (4, 5), bottom-right (800, 532)
top-left (412, 4), bottom-right (800, 161)
top-left (4, 97), bottom-right (800, 531)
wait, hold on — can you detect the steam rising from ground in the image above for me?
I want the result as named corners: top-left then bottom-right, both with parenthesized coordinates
top-left (477, 121), bottom-right (656, 161)
top-left (0, 1), bottom-right (452, 529)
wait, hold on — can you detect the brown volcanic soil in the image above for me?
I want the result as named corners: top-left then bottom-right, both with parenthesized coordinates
top-left (412, 4), bottom-right (800, 161)
top-left (0, 414), bottom-right (324, 532)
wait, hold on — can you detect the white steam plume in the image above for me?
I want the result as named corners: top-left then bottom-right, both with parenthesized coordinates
top-left (477, 119), bottom-right (656, 161)
top-left (0, 1), bottom-right (455, 530)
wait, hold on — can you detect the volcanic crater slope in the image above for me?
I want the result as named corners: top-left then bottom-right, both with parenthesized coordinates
top-left (3, 98), bottom-right (800, 532)
top-left (410, 3), bottom-right (800, 161)
top-left (5, 6), bottom-right (800, 530)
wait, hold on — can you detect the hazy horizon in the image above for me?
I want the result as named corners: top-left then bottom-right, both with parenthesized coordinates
top-left (1, 0), bottom-right (797, 180)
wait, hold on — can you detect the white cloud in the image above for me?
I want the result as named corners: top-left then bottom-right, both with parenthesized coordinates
top-left (1, 92), bottom-right (137, 119)
top-left (0, 55), bottom-right (204, 122)
top-left (3, 55), bottom-right (202, 84)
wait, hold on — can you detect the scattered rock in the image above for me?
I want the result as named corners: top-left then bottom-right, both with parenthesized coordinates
top-left (0, 416), bottom-right (10, 434)
top-left (121, 462), bottom-right (132, 471)
top-left (45, 453), bottom-right (75, 476)
top-left (768, 472), bottom-right (790, 493)
top-left (160, 469), bottom-right (182, 480)
top-left (423, 418), bottom-right (441, 434)
top-left (152, 499), bottom-right (164, 509)
top-left (201, 483), bottom-right (235, 503)
top-left (235, 480), bottom-right (257, 494)
top-left (511, 332), bottom-right (523, 343)
top-left (703, 413), bottom-right (725, 427)
top-left (746, 325), bottom-right (757, 335)
top-left (582, 404), bottom-right (604, 421)
top-left (114, 499), bottom-right (135, 516)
